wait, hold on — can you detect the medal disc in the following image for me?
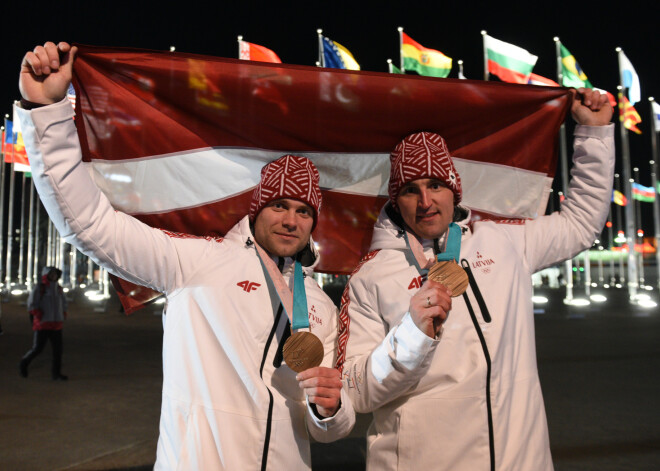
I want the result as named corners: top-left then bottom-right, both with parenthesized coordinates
top-left (282, 331), bottom-right (324, 373)
top-left (428, 261), bottom-right (469, 297)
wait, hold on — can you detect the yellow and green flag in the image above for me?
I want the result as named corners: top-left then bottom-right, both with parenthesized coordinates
top-left (401, 32), bottom-right (451, 78)
top-left (559, 44), bottom-right (593, 89)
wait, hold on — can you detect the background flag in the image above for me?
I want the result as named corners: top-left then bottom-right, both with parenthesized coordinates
top-left (652, 101), bottom-right (660, 132)
top-left (632, 182), bottom-right (656, 202)
top-left (68, 45), bottom-right (572, 312)
top-left (612, 189), bottom-right (627, 206)
top-left (483, 34), bottom-right (537, 84)
top-left (387, 59), bottom-right (403, 74)
top-left (559, 44), bottom-right (593, 88)
top-left (619, 93), bottom-right (642, 134)
top-left (3, 119), bottom-right (31, 171)
top-left (239, 39), bottom-right (282, 63)
top-left (400, 32), bottom-right (452, 78)
top-left (528, 73), bottom-right (559, 87)
top-left (321, 36), bottom-right (360, 70)
top-left (619, 50), bottom-right (641, 105)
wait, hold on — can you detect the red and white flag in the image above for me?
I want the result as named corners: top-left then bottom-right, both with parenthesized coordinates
top-left (71, 45), bottom-right (572, 311)
top-left (238, 39), bottom-right (282, 63)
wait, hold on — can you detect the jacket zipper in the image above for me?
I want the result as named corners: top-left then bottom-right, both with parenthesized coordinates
top-left (257, 256), bottom-right (287, 471)
top-left (460, 259), bottom-right (495, 471)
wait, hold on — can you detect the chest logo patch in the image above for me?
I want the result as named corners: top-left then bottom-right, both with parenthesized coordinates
top-left (237, 280), bottom-right (261, 292)
top-left (471, 251), bottom-right (496, 273)
top-left (408, 274), bottom-right (427, 290)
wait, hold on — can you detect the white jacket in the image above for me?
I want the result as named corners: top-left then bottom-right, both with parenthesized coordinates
top-left (339, 124), bottom-right (614, 471)
top-left (18, 99), bottom-right (355, 471)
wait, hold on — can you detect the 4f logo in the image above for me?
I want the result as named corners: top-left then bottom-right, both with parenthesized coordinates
top-left (408, 274), bottom-right (427, 290)
top-left (237, 280), bottom-right (261, 292)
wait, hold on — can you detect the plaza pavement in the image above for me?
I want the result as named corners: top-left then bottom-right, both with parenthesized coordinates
top-left (0, 281), bottom-right (658, 470)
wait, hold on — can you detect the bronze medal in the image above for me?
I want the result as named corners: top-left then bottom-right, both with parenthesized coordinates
top-left (428, 261), bottom-right (469, 297)
top-left (282, 331), bottom-right (324, 373)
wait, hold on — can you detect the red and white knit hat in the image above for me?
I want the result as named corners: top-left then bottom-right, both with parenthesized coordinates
top-left (388, 132), bottom-right (462, 207)
top-left (249, 155), bottom-right (322, 228)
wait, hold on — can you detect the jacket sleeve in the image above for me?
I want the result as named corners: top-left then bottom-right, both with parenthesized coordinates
top-left (517, 124), bottom-right (615, 273)
top-left (341, 269), bottom-right (438, 414)
top-left (306, 297), bottom-right (356, 442)
top-left (16, 99), bottom-right (210, 295)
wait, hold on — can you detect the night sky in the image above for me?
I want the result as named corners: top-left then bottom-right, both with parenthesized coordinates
top-left (4, 1), bottom-right (658, 232)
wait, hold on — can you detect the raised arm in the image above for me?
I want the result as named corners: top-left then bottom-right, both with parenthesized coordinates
top-left (17, 42), bottom-right (210, 295)
top-left (521, 88), bottom-right (615, 272)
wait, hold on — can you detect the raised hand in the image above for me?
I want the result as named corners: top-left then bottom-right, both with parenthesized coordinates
top-left (19, 41), bottom-right (77, 105)
top-left (571, 88), bottom-right (613, 126)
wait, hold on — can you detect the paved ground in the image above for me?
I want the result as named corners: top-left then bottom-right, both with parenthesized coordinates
top-left (1, 283), bottom-right (658, 470)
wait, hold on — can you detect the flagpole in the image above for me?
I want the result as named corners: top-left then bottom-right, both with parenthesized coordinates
top-left (481, 30), bottom-right (489, 80)
top-left (617, 47), bottom-right (639, 301)
top-left (607, 209), bottom-right (616, 286)
top-left (32, 196), bottom-right (40, 286)
top-left (18, 172), bottom-right (27, 288)
top-left (649, 96), bottom-right (660, 291)
top-left (237, 35), bottom-right (243, 59)
top-left (317, 29), bottom-right (325, 67)
top-left (0, 119), bottom-right (7, 293)
top-left (387, 59), bottom-right (394, 74)
top-left (5, 161), bottom-right (15, 291)
top-left (458, 60), bottom-right (465, 79)
top-left (397, 27), bottom-right (404, 72)
top-left (26, 179), bottom-right (35, 291)
top-left (553, 37), bottom-right (574, 302)
top-left (614, 173), bottom-right (626, 284)
top-left (633, 166), bottom-right (646, 288)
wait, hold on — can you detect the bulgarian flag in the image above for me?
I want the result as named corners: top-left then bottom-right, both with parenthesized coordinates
top-left (71, 45), bottom-right (572, 312)
top-left (484, 33), bottom-right (537, 84)
top-left (238, 38), bottom-right (282, 63)
top-left (400, 31), bottom-right (451, 78)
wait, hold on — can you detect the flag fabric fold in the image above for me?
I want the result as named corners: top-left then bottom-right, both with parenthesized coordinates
top-left (321, 36), bottom-right (360, 70)
top-left (70, 45), bottom-right (572, 312)
top-left (483, 34), bottom-right (537, 84)
top-left (619, 50), bottom-right (641, 105)
top-left (239, 39), bottom-right (282, 63)
top-left (400, 32), bottom-right (452, 78)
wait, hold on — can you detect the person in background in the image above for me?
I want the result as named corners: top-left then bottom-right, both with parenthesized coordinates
top-left (20, 266), bottom-right (68, 381)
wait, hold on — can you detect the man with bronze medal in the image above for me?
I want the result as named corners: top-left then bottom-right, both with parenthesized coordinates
top-left (17, 41), bottom-right (354, 471)
top-left (338, 89), bottom-right (614, 470)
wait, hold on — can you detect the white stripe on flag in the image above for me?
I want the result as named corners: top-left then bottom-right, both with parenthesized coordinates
top-left (88, 148), bottom-right (550, 219)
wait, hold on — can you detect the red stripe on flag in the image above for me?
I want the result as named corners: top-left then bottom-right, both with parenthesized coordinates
top-left (487, 59), bottom-right (529, 84)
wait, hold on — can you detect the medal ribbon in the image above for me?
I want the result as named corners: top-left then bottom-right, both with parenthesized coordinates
top-left (253, 241), bottom-right (310, 330)
top-left (404, 222), bottom-right (462, 271)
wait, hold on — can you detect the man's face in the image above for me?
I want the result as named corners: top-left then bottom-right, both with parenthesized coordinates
top-left (254, 198), bottom-right (315, 257)
top-left (47, 270), bottom-right (59, 282)
top-left (396, 178), bottom-right (454, 240)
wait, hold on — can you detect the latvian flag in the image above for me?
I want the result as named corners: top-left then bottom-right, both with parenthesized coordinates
top-left (71, 45), bottom-right (572, 311)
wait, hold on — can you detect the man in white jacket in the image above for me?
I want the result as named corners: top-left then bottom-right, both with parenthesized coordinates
top-left (337, 90), bottom-right (614, 470)
top-left (18, 41), bottom-right (354, 470)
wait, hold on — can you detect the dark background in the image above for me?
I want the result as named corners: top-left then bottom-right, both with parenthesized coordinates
top-left (3, 0), bottom-right (658, 233)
